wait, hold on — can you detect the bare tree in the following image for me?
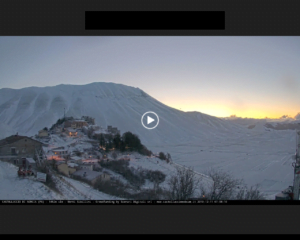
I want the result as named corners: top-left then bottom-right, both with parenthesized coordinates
top-left (166, 153), bottom-right (172, 163)
top-left (158, 152), bottom-right (166, 160)
top-left (168, 166), bottom-right (200, 200)
top-left (235, 184), bottom-right (266, 200)
top-left (199, 168), bottom-right (242, 200)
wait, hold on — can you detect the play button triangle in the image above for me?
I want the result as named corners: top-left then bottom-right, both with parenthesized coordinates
top-left (147, 116), bottom-right (155, 125)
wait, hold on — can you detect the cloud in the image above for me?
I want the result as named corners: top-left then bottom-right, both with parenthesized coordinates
top-left (225, 114), bottom-right (242, 119)
top-left (295, 113), bottom-right (300, 120)
top-left (280, 115), bottom-right (290, 119)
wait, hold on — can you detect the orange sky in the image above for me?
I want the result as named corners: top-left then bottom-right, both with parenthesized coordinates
top-left (164, 99), bottom-right (299, 119)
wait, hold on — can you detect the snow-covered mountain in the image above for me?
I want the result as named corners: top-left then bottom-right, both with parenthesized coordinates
top-left (0, 122), bottom-right (16, 140)
top-left (0, 82), bottom-right (298, 198)
top-left (0, 82), bottom-right (246, 145)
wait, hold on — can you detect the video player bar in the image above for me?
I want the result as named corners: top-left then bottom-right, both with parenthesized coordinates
top-left (85, 11), bottom-right (225, 30)
top-left (0, 200), bottom-right (296, 205)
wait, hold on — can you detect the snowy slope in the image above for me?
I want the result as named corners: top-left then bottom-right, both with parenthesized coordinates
top-left (0, 160), bottom-right (121, 200)
top-left (0, 160), bottom-right (60, 200)
top-left (0, 82), bottom-right (247, 146)
top-left (0, 122), bottom-right (16, 140)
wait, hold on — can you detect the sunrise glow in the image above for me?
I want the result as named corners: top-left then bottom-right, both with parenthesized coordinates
top-left (0, 36), bottom-right (299, 120)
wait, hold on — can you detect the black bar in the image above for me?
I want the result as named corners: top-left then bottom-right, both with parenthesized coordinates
top-left (0, 0), bottom-right (299, 35)
top-left (85, 11), bottom-right (225, 30)
top-left (0, 200), bottom-right (299, 205)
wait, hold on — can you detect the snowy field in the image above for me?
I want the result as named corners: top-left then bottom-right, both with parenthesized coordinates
top-left (148, 128), bottom-right (296, 199)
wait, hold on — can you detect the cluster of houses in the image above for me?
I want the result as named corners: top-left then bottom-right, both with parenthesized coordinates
top-left (46, 141), bottom-right (110, 185)
top-left (54, 160), bottom-right (110, 186)
top-left (0, 116), bottom-right (124, 186)
top-left (46, 145), bottom-right (113, 186)
top-left (37, 116), bottom-right (120, 139)
top-left (0, 133), bottom-right (111, 186)
top-left (39, 115), bottom-right (122, 185)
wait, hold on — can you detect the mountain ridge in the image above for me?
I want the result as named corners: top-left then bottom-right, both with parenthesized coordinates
top-left (0, 82), bottom-right (247, 146)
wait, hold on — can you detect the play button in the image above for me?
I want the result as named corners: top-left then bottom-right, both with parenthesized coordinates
top-left (141, 111), bottom-right (159, 130)
top-left (147, 116), bottom-right (155, 125)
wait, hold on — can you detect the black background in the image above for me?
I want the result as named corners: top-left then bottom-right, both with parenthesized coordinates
top-left (85, 11), bottom-right (225, 30)
top-left (0, 0), bottom-right (299, 35)
top-left (0, 0), bottom-right (300, 234)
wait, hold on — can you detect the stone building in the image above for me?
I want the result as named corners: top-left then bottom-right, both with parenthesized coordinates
top-left (81, 116), bottom-right (95, 125)
top-left (0, 135), bottom-right (44, 158)
top-left (80, 163), bottom-right (94, 171)
top-left (38, 129), bottom-right (49, 137)
top-left (66, 128), bottom-right (77, 137)
top-left (107, 126), bottom-right (120, 135)
top-left (64, 120), bottom-right (88, 129)
top-left (52, 147), bottom-right (69, 158)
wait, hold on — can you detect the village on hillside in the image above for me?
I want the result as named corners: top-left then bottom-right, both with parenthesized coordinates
top-left (0, 115), bottom-right (281, 201)
top-left (0, 116), bottom-right (186, 200)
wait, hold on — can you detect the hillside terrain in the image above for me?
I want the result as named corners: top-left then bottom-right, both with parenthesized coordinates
top-left (0, 82), bottom-right (297, 198)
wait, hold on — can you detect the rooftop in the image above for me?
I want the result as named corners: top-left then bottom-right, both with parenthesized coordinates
top-left (73, 120), bottom-right (87, 122)
top-left (82, 159), bottom-right (99, 163)
top-left (52, 146), bottom-right (65, 150)
top-left (53, 149), bottom-right (68, 153)
top-left (0, 135), bottom-right (43, 146)
top-left (68, 162), bottom-right (79, 168)
top-left (25, 158), bottom-right (36, 163)
top-left (46, 155), bottom-right (65, 161)
top-left (94, 130), bottom-right (107, 134)
top-left (38, 129), bottom-right (48, 133)
top-left (81, 162), bottom-right (96, 166)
